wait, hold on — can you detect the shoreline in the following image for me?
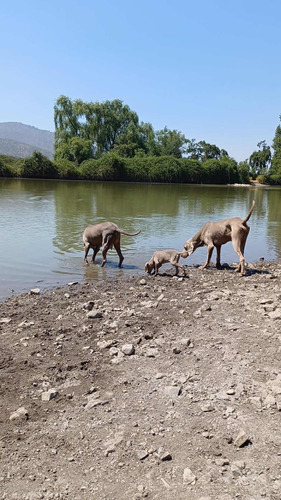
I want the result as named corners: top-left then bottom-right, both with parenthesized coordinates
top-left (1, 258), bottom-right (280, 304)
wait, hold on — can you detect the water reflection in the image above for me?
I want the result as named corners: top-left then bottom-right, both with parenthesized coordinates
top-left (0, 178), bottom-right (280, 301)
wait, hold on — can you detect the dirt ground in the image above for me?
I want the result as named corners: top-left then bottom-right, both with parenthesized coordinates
top-left (0, 260), bottom-right (281, 500)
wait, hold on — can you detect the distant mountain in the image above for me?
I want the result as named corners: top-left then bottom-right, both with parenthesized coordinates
top-left (0, 122), bottom-right (54, 160)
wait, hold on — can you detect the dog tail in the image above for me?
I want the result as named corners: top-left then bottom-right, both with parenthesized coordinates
top-left (119, 229), bottom-right (141, 236)
top-left (242, 200), bottom-right (255, 225)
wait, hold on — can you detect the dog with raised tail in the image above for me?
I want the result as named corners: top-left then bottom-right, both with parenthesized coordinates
top-left (182, 200), bottom-right (255, 276)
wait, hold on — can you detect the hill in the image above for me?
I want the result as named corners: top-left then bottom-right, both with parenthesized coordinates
top-left (0, 122), bottom-right (54, 159)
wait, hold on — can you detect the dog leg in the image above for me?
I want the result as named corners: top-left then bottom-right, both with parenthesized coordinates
top-left (84, 243), bottom-right (91, 264)
top-left (174, 263), bottom-right (187, 276)
top-left (216, 245), bottom-right (222, 269)
top-left (199, 245), bottom-right (214, 269)
top-left (113, 241), bottom-right (124, 268)
top-left (233, 234), bottom-right (247, 276)
top-left (91, 246), bottom-right (100, 262)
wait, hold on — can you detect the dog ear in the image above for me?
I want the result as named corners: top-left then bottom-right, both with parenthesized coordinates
top-left (144, 262), bottom-right (149, 272)
top-left (189, 242), bottom-right (195, 254)
top-left (185, 241), bottom-right (194, 255)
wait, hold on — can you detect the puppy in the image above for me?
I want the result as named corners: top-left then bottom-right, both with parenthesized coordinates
top-left (145, 249), bottom-right (187, 276)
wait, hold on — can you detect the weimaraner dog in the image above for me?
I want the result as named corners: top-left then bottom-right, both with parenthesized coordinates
top-left (145, 249), bottom-right (187, 276)
top-left (182, 200), bottom-right (255, 276)
top-left (83, 222), bottom-right (141, 267)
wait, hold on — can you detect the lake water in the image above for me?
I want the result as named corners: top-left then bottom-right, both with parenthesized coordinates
top-left (0, 178), bottom-right (280, 301)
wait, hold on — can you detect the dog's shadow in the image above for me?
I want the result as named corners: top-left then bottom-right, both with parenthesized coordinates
top-left (191, 263), bottom-right (270, 276)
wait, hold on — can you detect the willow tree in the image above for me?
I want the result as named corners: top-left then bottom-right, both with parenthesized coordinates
top-left (54, 96), bottom-right (140, 162)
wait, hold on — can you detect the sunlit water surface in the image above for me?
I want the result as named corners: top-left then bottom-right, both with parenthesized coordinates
top-left (0, 178), bottom-right (280, 301)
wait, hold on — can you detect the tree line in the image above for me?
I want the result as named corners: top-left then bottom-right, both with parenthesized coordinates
top-left (0, 96), bottom-right (281, 184)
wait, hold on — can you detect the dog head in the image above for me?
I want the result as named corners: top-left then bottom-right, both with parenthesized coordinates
top-left (144, 261), bottom-right (153, 273)
top-left (180, 249), bottom-right (189, 259)
top-left (183, 239), bottom-right (195, 256)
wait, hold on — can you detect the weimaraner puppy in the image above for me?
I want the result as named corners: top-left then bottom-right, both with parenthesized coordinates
top-left (83, 222), bottom-right (141, 267)
top-left (182, 200), bottom-right (255, 276)
top-left (145, 249), bottom-right (187, 276)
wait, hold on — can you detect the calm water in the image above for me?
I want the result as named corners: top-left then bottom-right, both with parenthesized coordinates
top-left (0, 178), bottom-right (280, 301)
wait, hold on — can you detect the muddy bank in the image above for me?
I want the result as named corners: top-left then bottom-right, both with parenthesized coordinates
top-left (0, 261), bottom-right (281, 499)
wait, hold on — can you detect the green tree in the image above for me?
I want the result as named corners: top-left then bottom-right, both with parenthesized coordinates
top-left (155, 127), bottom-right (186, 157)
top-left (54, 96), bottom-right (82, 147)
top-left (113, 121), bottom-right (146, 157)
top-left (185, 139), bottom-right (228, 161)
top-left (238, 161), bottom-right (250, 183)
top-left (270, 115), bottom-right (281, 180)
top-left (249, 140), bottom-right (271, 177)
top-left (272, 115), bottom-right (281, 159)
top-left (54, 96), bottom-right (140, 159)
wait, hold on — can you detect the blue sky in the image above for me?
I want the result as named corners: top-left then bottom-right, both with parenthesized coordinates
top-left (1, 0), bottom-right (280, 161)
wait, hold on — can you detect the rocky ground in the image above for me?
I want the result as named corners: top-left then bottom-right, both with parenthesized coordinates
top-left (0, 260), bottom-right (281, 500)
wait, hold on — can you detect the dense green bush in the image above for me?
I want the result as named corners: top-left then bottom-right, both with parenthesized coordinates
top-left (2, 150), bottom-right (274, 185)
top-left (19, 152), bottom-right (58, 178)
top-left (269, 173), bottom-right (281, 185)
top-left (0, 157), bottom-right (16, 177)
top-left (55, 159), bottom-right (80, 179)
top-left (256, 174), bottom-right (270, 184)
top-left (237, 161), bottom-right (250, 183)
top-left (80, 153), bottom-right (126, 180)
top-left (94, 153), bottom-right (125, 180)
top-left (202, 158), bottom-right (239, 184)
top-left (79, 159), bottom-right (98, 180)
top-left (180, 159), bottom-right (203, 183)
top-left (124, 156), bottom-right (151, 181)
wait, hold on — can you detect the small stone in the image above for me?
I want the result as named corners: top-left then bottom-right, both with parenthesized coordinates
top-left (225, 406), bottom-right (235, 415)
top-left (30, 288), bottom-right (40, 295)
top-left (83, 301), bottom-right (94, 311)
top-left (226, 388), bottom-right (235, 395)
top-left (87, 309), bottom-right (103, 319)
top-left (145, 348), bottom-right (159, 357)
top-left (139, 279), bottom-right (147, 285)
top-left (9, 407), bottom-right (29, 421)
top-left (179, 338), bottom-right (191, 347)
top-left (41, 389), bottom-right (58, 402)
top-left (201, 404), bottom-right (215, 412)
top-left (121, 344), bottom-right (135, 356)
top-left (183, 467), bottom-right (197, 484)
top-left (231, 460), bottom-right (245, 476)
top-left (160, 451), bottom-right (172, 461)
top-left (136, 450), bottom-right (149, 460)
top-left (193, 308), bottom-right (202, 318)
top-left (97, 340), bottom-right (116, 350)
top-left (215, 458), bottom-right (229, 466)
top-left (68, 281), bottom-right (78, 286)
top-left (268, 309), bottom-right (281, 320)
top-left (164, 386), bottom-right (181, 399)
top-left (0, 317), bottom-right (12, 324)
top-left (233, 429), bottom-right (249, 447)
top-left (264, 394), bottom-right (276, 407)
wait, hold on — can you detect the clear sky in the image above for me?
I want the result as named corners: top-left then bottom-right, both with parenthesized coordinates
top-left (1, 0), bottom-right (280, 162)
